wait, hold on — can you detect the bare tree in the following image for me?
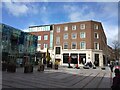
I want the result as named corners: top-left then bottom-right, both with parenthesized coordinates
top-left (112, 40), bottom-right (120, 61)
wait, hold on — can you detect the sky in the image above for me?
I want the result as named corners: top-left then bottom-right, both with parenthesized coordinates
top-left (1, 0), bottom-right (119, 47)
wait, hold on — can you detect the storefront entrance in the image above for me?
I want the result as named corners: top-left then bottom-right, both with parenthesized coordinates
top-left (71, 53), bottom-right (78, 64)
top-left (79, 54), bottom-right (86, 65)
top-left (63, 53), bottom-right (69, 63)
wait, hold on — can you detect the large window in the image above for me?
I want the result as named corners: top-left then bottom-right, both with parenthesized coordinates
top-left (56, 26), bottom-right (60, 33)
top-left (94, 42), bottom-right (99, 50)
top-left (94, 24), bottom-right (99, 30)
top-left (80, 41), bottom-right (86, 49)
top-left (64, 26), bottom-right (68, 31)
top-left (44, 43), bottom-right (48, 48)
top-left (56, 37), bottom-right (60, 45)
top-left (55, 47), bottom-right (61, 54)
top-left (63, 42), bottom-right (68, 49)
top-left (64, 33), bottom-right (68, 39)
top-left (44, 35), bottom-right (48, 40)
top-left (38, 36), bottom-right (41, 40)
top-left (72, 25), bottom-right (76, 30)
top-left (80, 32), bottom-right (86, 38)
top-left (80, 24), bottom-right (85, 29)
top-left (94, 32), bottom-right (99, 39)
top-left (71, 42), bottom-right (77, 49)
top-left (71, 33), bottom-right (77, 39)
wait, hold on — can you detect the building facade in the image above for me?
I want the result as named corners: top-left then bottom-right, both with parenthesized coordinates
top-left (29, 25), bottom-right (53, 58)
top-left (1, 24), bottom-right (38, 66)
top-left (53, 20), bottom-right (108, 67)
top-left (29, 20), bottom-right (109, 67)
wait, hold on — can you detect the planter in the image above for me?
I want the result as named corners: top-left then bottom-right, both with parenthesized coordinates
top-left (7, 63), bottom-right (16, 73)
top-left (2, 62), bottom-right (7, 71)
top-left (47, 64), bottom-right (52, 68)
top-left (38, 65), bottom-right (44, 71)
top-left (24, 65), bottom-right (33, 73)
top-left (54, 65), bottom-right (58, 70)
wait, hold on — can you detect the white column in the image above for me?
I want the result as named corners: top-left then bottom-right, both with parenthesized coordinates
top-left (99, 53), bottom-right (103, 67)
top-left (78, 53), bottom-right (79, 66)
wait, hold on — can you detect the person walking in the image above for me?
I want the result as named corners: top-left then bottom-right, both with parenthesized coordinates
top-left (110, 62), bottom-right (114, 72)
top-left (111, 69), bottom-right (120, 89)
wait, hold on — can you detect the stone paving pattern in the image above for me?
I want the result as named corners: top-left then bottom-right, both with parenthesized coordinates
top-left (1, 66), bottom-right (113, 89)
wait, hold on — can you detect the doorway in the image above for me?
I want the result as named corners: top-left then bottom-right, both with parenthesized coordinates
top-left (94, 54), bottom-right (99, 66)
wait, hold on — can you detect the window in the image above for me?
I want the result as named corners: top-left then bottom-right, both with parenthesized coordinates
top-left (44, 43), bottom-right (48, 48)
top-left (38, 36), bottom-right (41, 40)
top-left (94, 32), bottom-right (99, 39)
top-left (94, 42), bottom-right (99, 50)
top-left (94, 24), bottom-right (98, 30)
top-left (64, 26), bottom-right (68, 31)
top-left (56, 26), bottom-right (60, 33)
top-left (72, 25), bottom-right (76, 30)
top-left (37, 44), bottom-right (41, 48)
top-left (80, 32), bottom-right (86, 38)
top-left (72, 33), bottom-right (77, 39)
top-left (80, 24), bottom-right (85, 29)
top-left (64, 33), bottom-right (68, 39)
top-left (56, 37), bottom-right (60, 45)
top-left (55, 47), bottom-right (61, 54)
top-left (44, 35), bottom-right (48, 40)
top-left (71, 42), bottom-right (77, 49)
top-left (63, 42), bottom-right (68, 49)
top-left (80, 42), bottom-right (86, 49)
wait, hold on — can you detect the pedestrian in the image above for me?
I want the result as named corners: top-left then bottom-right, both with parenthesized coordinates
top-left (110, 62), bottom-right (114, 72)
top-left (111, 69), bottom-right (120, 89)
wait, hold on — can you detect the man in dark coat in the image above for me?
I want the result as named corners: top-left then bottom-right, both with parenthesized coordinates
top-left (111, 69), bottom-right (120, 89)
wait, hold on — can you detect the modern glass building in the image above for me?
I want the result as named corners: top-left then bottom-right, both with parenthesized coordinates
top-left (1, 23), bottom-right (38, 66)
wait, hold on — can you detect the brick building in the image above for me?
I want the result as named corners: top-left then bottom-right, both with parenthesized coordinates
top-left (29, 20), bottom-right (110, 67)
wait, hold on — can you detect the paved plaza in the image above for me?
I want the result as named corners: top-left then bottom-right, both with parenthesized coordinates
top-left (1, 66), bottom-right (113, 89)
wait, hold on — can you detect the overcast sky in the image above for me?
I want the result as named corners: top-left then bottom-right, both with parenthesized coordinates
top-left (1, 0), bottom-right (119, 47)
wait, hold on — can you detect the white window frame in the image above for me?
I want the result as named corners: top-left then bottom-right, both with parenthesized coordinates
top-left (80, 41), bottom-right (86, 49)
top-left (64, 26), bottom-right (68, 31)
top-left (38, 36), bottom-right (41, 40)
top-left (94, 42), bottom-right (99, 50)
top-left (64, 33), bottom-right (68, 39)
top-left (44, 35), bottom-right (48, 40)
top-left (71, 42), bottom-right (77, 49)
top-left (63, 42), bottom-right (68, 49)
top-left (72, 25), bottom-right (76, 30)
top-left (80, 32), bottom-right (86, 38)
top-left (94, 32), bottom-right (99, 39)
top-left (56, 26), bottom-right (60, 33)
top-left (94, 24), bottom-right (99, 30)
top-left (80, 24), bottom-right (85, 30)
top-left (71, 33), bottom-right (77, 39)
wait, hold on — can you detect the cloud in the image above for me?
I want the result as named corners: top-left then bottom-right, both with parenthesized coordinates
top-left (3, 1), bottom-right (40, 17)
top-left (4, 2), bottom-right (29, 17)
top-left (63, 4), bottom-right (95, 22)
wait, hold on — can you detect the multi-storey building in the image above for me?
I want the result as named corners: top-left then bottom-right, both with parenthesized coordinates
top-left (29, 25), bottom-right (53, 58)
top-left (53, 20), bottom-right (108, 67)
top-left (29, 20), bottom-right (110, 67)
top-left (1, 23), bottom-right (38, 66)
